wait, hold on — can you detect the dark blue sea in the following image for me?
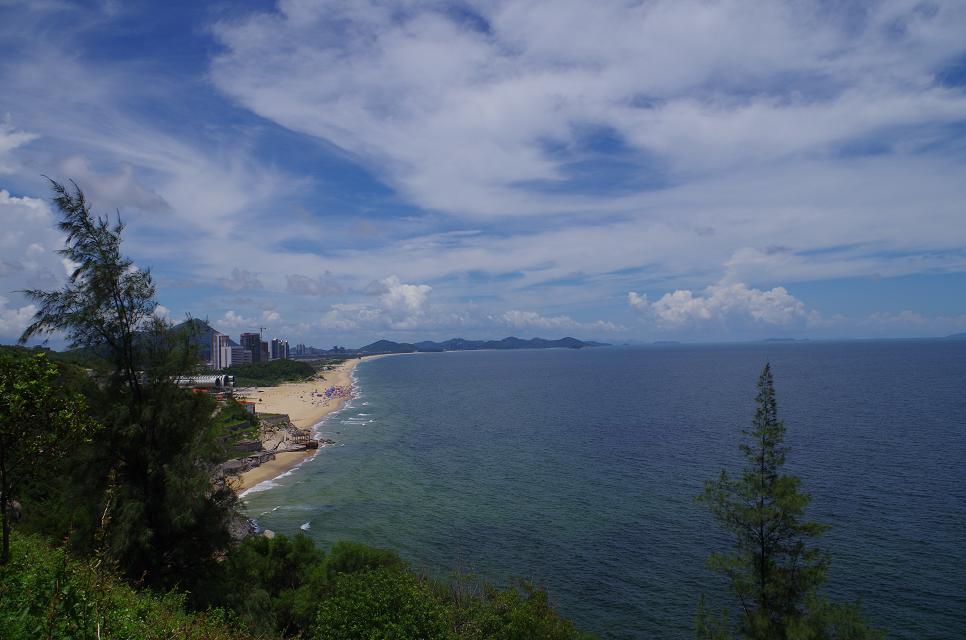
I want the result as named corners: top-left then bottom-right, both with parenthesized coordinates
top-left (241, 341), bottom-right (966, 639)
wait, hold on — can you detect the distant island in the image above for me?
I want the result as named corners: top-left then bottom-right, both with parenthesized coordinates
top-left (359, 336), bottom-right (609, 354)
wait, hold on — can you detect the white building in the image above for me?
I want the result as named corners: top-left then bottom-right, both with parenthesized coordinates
top-left (211, 331), bottom-right (232, 370)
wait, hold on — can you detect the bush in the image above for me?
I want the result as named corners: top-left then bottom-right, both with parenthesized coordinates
top-left (313, 567), bottom-right (452, 640)
top-left (0, 533), bottom-right (253, 640)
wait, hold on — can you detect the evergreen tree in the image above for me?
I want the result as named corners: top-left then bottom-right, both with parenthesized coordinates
top-left (697, 364), bottom-right (880, 640)
top-left (18, 180), bottom-right (236, 588)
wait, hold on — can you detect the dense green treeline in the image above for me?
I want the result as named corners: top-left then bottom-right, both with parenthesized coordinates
top-left (226, 358), bottom-right (318, 387)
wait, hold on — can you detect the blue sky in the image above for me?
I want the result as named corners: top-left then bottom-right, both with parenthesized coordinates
top-left (1, 0), bottom-right (965, 347)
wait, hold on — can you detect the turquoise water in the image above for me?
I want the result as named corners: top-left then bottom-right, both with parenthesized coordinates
top-left (241, 342), bottom-right (966, 638)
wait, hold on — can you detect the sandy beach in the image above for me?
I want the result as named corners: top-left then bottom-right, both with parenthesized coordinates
top-left (233, 357), bottom-right (362, 492)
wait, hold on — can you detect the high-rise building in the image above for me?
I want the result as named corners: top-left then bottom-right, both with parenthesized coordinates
top-left (240, 332), bottom-right (261, 363)
top-left (269, 337), bottom-right (291, 360)
top-left (230, 346), bottom-right (252, 365)
top-left (211, 331), bottom-right (231, 370)
top-left (260, 341), bottom-right (269, 363)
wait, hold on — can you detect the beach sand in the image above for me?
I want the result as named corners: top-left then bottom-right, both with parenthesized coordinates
top-left (233, 357), bottom-right (362, 492)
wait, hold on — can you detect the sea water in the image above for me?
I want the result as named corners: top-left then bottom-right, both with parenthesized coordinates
top-left (241, 341), bottom-right (966, 639)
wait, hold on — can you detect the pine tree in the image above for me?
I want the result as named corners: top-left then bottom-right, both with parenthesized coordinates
top-left (18, 179), bottom-right (236, 588)
top-left (697, 364), bottom-right (880, 640)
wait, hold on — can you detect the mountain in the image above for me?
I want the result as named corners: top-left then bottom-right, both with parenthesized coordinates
top-left (359, 336), bottom-right (608, 354)
top-left (358, 339), bottom-right (419, 354)
top-left (945, 332), bottom-right (966, 340)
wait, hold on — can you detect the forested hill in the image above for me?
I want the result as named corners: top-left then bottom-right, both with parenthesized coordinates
top-left (358, 336), bottom-right (609, 354)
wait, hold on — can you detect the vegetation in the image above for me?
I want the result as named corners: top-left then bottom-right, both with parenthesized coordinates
top-left (0, 351), bottom-right (97, 563)
top-left (200, 532), bottom-right (590, 640)
top-left (16, 179), bottom-right (237, 590)
top-left (0, 533), bottom-right (251, 640)
top-left (226, 358), bottom-right (316, 387)
top-left (696, 364), bottom-right (881, 640)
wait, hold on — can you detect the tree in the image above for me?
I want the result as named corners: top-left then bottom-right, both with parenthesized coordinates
top-left (697, 363), bottom-right (880, 640)
top-left (0, 352), bottom-right (97, 563)
top-left (20, 178), bottom-right (156, 402)
top-left (17, 180), bottom-right (236, 589)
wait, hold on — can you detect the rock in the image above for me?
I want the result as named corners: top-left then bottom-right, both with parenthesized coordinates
top-left (262, 529), bottom-right (275, 539)
top-left (305, 439), bottom-right (319, 449)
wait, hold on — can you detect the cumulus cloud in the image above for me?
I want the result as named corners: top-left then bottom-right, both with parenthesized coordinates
top-left (629, 281), bottom-right (807, 328)
top-left (262, 309), bottom-right (280, 324)
top-left (378, 276), bottom-right (431, 317)
top-left (217, 309), bottom-right (255, 330)
top-left (0, 294), bottom-right (36, 339)
top-left (316, 275), bottom-right (435, 332)
top-left (0, 190), bottom-right (68, 291)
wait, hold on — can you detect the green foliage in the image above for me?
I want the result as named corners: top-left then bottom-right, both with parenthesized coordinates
top-left (14, 180), bottom-right (237, 591)
top-left (451, 579), bottom-right (593, 640)
top-left (697, 364), bottom-right (881, 640)
top-left (200, 533), bottom-right (589, 639)
top-left (0, 351), bottom-right (98, 563)
top-left (0, 533), bottom-right (255, 640)
top-left (20, 178), bottom-right (156, 401)
top-left (201, 532), bottom-right (329, 636)
top-left (314, 567), bottom-right (451, 640)
top-left (226, 359), bottom-right (316, 387)
top-left (324, 540), bottom-right (405, 579)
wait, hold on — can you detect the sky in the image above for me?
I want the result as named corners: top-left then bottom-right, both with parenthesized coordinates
top-left (1, 0), bottom-right (965, 348)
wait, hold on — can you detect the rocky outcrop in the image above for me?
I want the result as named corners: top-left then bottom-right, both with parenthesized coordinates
top-left (216, 451), bottom-right (276, 478)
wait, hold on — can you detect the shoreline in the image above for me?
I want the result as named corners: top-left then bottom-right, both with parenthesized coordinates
top-left (232, 357), bottom-right (364, 494)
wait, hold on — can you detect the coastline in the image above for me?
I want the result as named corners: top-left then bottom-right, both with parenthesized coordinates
top-left (232, 357), bottom-right (363, 493)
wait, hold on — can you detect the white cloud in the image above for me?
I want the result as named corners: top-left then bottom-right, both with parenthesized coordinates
top-left (262, 309), bottom-right (280, 324)
top-left (216, 309), bottom-right (255, 330)
top-left (0, 116), bottom-right (38, 173)
top-left (59, 154), bottom-right (170, 214)
top-left (152, 304), bottom-right (170, 318)
top-left (0, 189), bottom-right (68, 291)
top-left (210, 0), bottom-right (966, 217)
top-left (630, 281), bottom-right (807, 328)
top-left (0, 294), bottom-right (36, 339)
top-left (315, 275), bottom-right (437, 332)
top-left (378, 275), bottom-right (431, 317)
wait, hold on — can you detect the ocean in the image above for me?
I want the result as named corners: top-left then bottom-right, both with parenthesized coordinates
top-left (241, 341), bottom-right (966, 639)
